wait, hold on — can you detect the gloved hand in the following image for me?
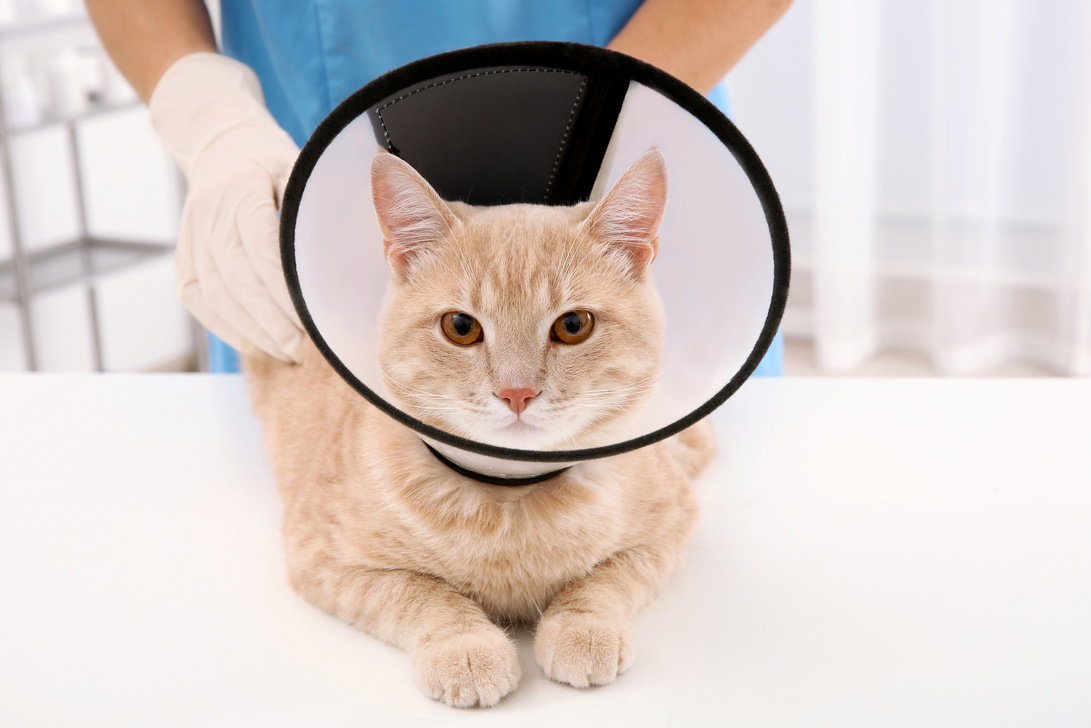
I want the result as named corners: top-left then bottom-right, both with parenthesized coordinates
top-left (149, 52), bottom-right (305, 363)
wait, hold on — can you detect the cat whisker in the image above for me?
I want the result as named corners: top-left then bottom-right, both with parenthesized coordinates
top-left (561, 242), bottom-right (606, 287)
top-left (548, 418), bottom-right (584, 448)
top-left (407, 406), bottom-right (465, 417)
top-left (557, 226), bottom-right (595, 288)
top-left (555, 217), bottom-right (597, 286)
top-left (578, 393), bottom-right (655, 409)
top-left (555, 234), bottom-right (582, 285)
top-left (448, 238), bottom-right (480, 290)
top-left (380, 369), bottom-right (461, 402)
top-left (568, 377), bottom-right (661, 402)
top-left (429, 256), bottom-right (466, 283)
top-left (572, 405), bottom-right (629, 432)
top-left (528, 593), bottom-right (545, 621)
top-left (578, 380), bottom-right (659, 398)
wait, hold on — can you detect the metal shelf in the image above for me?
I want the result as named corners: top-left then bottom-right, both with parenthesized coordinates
top-left (4, 97), bottom-right (141, 135)
top-left (0, 237), bottom-right (173, 302)
top-left (0, 13), bottom-right (198, 371)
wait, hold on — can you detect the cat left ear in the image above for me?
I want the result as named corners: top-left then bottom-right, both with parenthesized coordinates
top-left (581, 147), bottom-right (669, 278)
top-left (371, 150), bottom-right (459, 279)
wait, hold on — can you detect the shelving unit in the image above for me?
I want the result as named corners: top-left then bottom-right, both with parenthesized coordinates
top-left (0, 11), bottom-right (189, 371)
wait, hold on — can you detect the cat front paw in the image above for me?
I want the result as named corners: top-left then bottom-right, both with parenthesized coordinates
top-left (412, 628), bottom-right (521, 708)
top-left (535, 613), bottom-right (634, 688)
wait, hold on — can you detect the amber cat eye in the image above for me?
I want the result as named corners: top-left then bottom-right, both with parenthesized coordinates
top-left (551, 310), bottom-right (594, 344)
top-left (441, 312), bottom-right (483, 345)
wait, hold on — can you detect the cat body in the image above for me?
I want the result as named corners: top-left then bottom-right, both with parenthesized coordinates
top-left (244, 148), bottom-right (715, 707)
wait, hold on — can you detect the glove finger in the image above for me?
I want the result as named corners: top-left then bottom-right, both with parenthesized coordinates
top-left (194, 263), bottom-right (289, 362)
top-left (239, 193), bottom-right (304, 332)
top-left (214, 173), bottom-right (305, 361)
top-left (176, 204), bottom-right (250, 356)
top-left (190, 202), bottom-right (299, 363)
top-left (199, 252), bottom-right (300, 363)
top-left (178, 279), bottom-right (247, 353)
top-left (178, 240), bottom-right (282, 363)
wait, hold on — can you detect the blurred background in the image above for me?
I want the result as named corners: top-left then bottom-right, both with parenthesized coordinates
top-left (0, 0), bottom-right (1088, 375)
top-left (0, 0), bottom-right (193, 372)
top-left (728, 0), bottom-right (1091, 376)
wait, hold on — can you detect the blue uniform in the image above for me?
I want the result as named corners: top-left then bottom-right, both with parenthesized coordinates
top-left (211, 0), bottom-right (782, 376)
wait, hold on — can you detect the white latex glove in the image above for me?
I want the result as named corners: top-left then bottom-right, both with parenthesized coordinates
top-left (149, 52), bottom-right (304, 363)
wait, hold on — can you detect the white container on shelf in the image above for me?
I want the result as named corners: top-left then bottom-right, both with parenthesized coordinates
top-left (1, 55), bottom-right (44, 128)
top-left (101, 56), bottom-right (137, 105)
top-left (0, 0), bottom-right (19, 25)
top-left (78, 47), bottom-right (105, 103)
top-left (33, 0), bottom-right (78, 17)
top-left (47, 48), bottom-right (87, 117)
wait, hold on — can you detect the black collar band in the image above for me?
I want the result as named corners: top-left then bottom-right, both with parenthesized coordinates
top-left (423, 442), bottom-right (570, 487)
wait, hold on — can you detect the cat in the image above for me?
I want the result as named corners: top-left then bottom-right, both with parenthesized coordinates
top-left (243, 146), bottom-right (715, 708)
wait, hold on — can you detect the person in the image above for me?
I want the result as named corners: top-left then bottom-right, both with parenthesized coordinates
top-left (86, 0), bottom-right (791, 373)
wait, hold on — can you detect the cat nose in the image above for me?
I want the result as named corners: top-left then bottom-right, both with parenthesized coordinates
top-left (495, 387), bottom-right (538, 415)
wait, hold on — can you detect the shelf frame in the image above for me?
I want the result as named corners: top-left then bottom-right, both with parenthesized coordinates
top-left (1, 16), bottom-right (194, 371)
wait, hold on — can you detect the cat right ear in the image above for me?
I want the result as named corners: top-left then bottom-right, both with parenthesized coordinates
top-left (370, 150), bottom-right (458, 279)
top-left (580, 147), bottom-right (669, 279)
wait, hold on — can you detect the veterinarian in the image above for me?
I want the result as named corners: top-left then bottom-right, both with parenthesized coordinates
top-left (86, 0), bottom-right (791, 373)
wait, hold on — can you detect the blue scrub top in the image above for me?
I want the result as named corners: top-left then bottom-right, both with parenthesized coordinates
top-left (211, 0), bottom-right (781, 376)
top-left (222, 0), bottom-right (645, 147)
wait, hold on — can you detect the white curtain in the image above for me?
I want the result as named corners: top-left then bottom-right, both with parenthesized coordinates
top-left (727, 0), bottom-right (1091, 375)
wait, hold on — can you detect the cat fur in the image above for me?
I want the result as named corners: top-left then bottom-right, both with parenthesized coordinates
top-left (243, 148), bottom-right (715, 708)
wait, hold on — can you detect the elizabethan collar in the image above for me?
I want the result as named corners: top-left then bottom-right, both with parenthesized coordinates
top-left (281, 42), bottom-right (790, 481)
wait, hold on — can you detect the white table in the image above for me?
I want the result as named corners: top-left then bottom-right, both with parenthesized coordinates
top-left (2, 376), bottom-right (1089, 726)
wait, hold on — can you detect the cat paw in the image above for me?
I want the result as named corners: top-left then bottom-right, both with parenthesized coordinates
top-left (412, 629), bottom-right (521, 708)
top-left (535, 613), bottom-right (634, 688)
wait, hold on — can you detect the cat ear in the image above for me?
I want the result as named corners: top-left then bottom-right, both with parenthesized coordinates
top-left (370, 150), bottom-right (459, 278)
top-left (581, 147), bottom-right (668, 277)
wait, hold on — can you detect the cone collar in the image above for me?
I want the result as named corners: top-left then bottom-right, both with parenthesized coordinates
top-left (281, 42), bottom-right (790, 478)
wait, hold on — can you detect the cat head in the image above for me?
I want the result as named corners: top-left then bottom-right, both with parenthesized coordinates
top-left (371, 148), bottom-right (668, 450)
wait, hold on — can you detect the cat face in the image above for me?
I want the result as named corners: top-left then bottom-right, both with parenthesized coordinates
top-left (371, 149), bottom-right (668, 450)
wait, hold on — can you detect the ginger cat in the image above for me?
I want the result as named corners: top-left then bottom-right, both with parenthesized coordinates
top-left (244, 148), bottom-right (715, 708)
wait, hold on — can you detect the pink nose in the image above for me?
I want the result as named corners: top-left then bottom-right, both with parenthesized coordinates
top-left (496, 387), bottom-right (538, 415)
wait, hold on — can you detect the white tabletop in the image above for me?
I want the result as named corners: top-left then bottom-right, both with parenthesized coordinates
top-left (1, 375), bottom-right (1089, 726)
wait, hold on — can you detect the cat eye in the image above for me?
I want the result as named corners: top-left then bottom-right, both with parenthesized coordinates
top-left (550, 311), bottom-right (594, 344)
top-left (441, 312), bottom-right (483, 345)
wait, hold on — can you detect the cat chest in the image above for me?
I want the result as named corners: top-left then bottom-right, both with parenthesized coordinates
top-left (416, 512), bottom-right (621, 619)
top-left (439, 542), bottom-right (605, 619)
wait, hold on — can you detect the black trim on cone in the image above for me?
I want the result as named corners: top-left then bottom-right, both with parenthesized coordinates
top-left (281, 41), bottom-right (790, 464)
top-left (423, 442), bottom-right (570, 487)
